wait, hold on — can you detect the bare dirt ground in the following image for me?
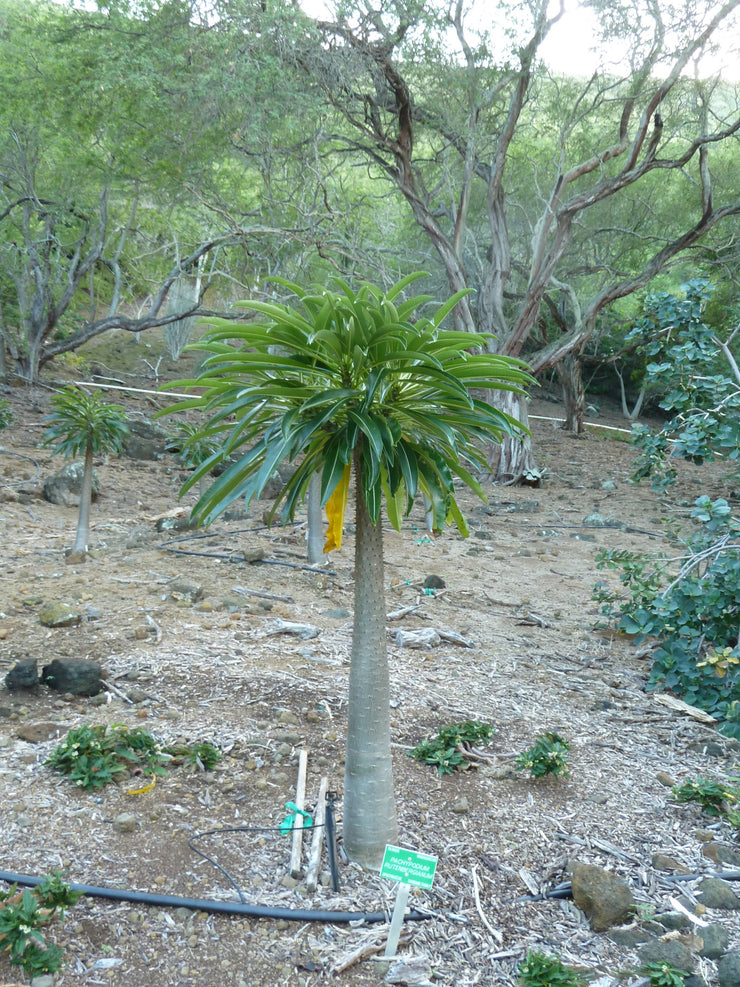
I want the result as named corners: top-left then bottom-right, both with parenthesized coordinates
top-left (1, 341), bottom-right (739, 987)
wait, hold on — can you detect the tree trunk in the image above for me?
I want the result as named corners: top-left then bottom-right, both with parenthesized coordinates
top-left (556, 353), bottom-right (585, 433)
top-left (486, 389), bottom-right (540, 485)
top-left (306, 471), bottom-right (323, 564)
top-left (343, 466), bottom-right (398, 869)
top-left (72, 445), bottom-right (95, 555)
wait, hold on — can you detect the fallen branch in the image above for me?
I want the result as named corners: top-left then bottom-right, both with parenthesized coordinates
top-left (471, 865), bottom-right (503, 942)
top-left (332, 933), bottom-right (411, 975)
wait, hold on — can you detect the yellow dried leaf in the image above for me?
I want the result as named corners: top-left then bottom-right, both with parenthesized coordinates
top-left (324, 464), bottom-right (351, 553)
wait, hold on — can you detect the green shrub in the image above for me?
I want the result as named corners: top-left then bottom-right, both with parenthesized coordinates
top-left (626, 279), bottom-right (740, 491)
top-left (672, 776), bottom-right (738, 816)
top-left (515, 732), bottom-right (570, 778)
top-left (518, 949), bottom-right (583, 987)
top-left (409, 720), bottom-right (493, 776)
top-left (0, 398), bottom-right (12, 429)
top-left (0, 872), bottom-right (81, 978)
top-left (640, 960), bottom-right (688, 987)
top-left (594, 497), bottom-right (740, 736)
top-left (46, 723), bottom-right (221, 790)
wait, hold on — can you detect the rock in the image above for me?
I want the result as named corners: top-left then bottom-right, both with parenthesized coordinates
top-left (122, 419), bottom-right (168, 461)
top-left (718, 950), bottom-right (740, 987)
top-left (394, 628), bottom-right (441, 649)
top-left (571, 863), bottom-right (636, 931)
top-left (688, 740), bottom-right (727, 758)
top-left (126, 687), bottom-right (149, 704)
top-left (169, 578), bottom-right (203, 604)
top-left (637, 939), bottom-right (696, 974)
top-left (41, 658), bottom-right (103, 696)
top-left (607, 926), bottom-right (655, 947)
top-left (601, 480), bottom-right (617, 490)
top-left (5, 658), bottom-right (39, 691)
top-left (16, 721), bottom-right (65, 743)
top-left (277, 711), bottom-right (300, 726)
top-left (652, 853), bottom-right (691, 873)
top-left (699, 922), bottom-right (730, 959)
top-left (451, 797), bottom-right (470, 814)
top-left (696, 877), bottom-right (740, 910)
top-left (113, 813), bottom-right (138, 834)
top-left (423, 574), bottom-right (446, 589)
top-left (42, 461), bottom-right (99, 506)
top-left (30, 975), bottom-right (55, 987)
top-left (0, 734), bottom-right (11, 748)
top-left (583, 511), bottom-right (608, 526)
top-left (695, 829), bottom-right (716, 843)
top-left (281, 875), bottom-right (299, 889)
top-left (38, 602), bottom-right (82, 628)
top-left (385, 955), bottom-right (434, 986)
top-left (323, 608), bottom-right (351, 620)
top-left (655, 911), bottom-right (692, 931)
top-left (707, 844), bottom-right (740, 868)
top-left (656, 771), bottom-right (677, 787)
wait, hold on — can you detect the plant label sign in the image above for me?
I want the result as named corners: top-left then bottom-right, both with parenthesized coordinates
top-left (380, 845), bottom-right (438, 890)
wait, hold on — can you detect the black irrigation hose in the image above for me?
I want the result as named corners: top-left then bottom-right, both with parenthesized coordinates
top-left (0, 871), bottom-right (430, 925)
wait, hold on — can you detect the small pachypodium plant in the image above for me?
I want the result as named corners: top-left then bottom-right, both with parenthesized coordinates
top-left (42, 386), bottom-right (129, 555)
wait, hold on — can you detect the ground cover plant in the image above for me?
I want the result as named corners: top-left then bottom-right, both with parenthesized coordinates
top-left (671, 773), bottom-right (740, 837)
top-left (518, 949), bottom-right (583, 987)
top-left (515, 732), bottom-right (571, 779)
top-left (640, 961), bottom-right (688, 987)
top-left (46, 723), bottom-right (221, 790)
top-left (408, 719), bottom-right (494, 775)
top-left (0, 872), bottom-right (81, 978)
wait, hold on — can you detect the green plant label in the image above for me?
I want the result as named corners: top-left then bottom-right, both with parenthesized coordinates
top-left (380, 845), bottom-right (438, 890)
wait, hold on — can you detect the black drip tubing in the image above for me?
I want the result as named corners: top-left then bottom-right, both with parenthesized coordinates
top-left (0, 871), bottom-right (430, 925)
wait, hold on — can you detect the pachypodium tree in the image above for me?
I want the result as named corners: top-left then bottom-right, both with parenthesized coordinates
top-left (42, 387), bottom-right (129, 556)
top-left (162, 273), bottom-right (532, 868)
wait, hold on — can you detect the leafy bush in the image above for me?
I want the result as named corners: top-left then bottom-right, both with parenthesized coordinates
top-left (518, 949), bottom-right (583, 987)
top-left (46, 723), bottom-right (221, 790)
top-left (515, 732), bottom-right (570, 778)
top-left (0, 398), bottom-right (12, 429)
top-left (0, 872), bottom-right (81, 977)
top-left (409, 720), bottom-right (493, 776)
top-left (594, 496), bottom-right (740, 735)
top-left (672, 776), bottom-right (738, 816)
top-left (626, 279), bottom-right (740, 491)
top-left (640, 961), bottom-right (687, 987)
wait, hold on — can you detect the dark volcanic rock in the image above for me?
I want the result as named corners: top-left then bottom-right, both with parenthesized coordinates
top-left (5, 658), bottom-right (39, 691)
top-left (571, 863), bottom-right (635, 931)
top-left (41, 658), bottom-right (103, 696)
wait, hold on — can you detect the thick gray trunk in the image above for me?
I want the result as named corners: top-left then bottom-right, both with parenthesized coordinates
top-left (486, 389), bottom-right (539, 484)
top-left (72, 445), bottom-right (94, 554)
top-left (343, 473), bottom-right (397, 869)
top-left (556, 353), bottom-right (585, 433)
top-left (306, 471), bottom-right (323, 564)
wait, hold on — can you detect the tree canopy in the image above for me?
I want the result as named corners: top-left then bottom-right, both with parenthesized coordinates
top-left (1, 0), bottom-right (739, 467)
